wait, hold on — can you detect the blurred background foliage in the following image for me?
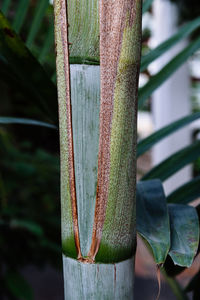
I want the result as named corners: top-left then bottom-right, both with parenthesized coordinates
top-left (169, 0), bottom-right (200, 22)
top-left (0, 0), bottom-right (60, 298)
top-left (0, 0), bottom-right (200, 299)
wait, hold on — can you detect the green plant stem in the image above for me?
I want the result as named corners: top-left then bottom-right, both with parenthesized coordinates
top-left (161, 269), bottom-right (189, 300)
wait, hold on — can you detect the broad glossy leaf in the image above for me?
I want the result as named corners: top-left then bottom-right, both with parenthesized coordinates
top-left (138, 36), bottom-right (200, 108)
top-left (0, 11), bottom-right (58, 123)
top-left (142, 140), bottom-right (200, 181)
top-left (0, 116), bottom-right (57, 129)
top-left (140, 16), bottom-right (200, 72)
top-left (168, 204), bottom-right (199, 267)
top-left (137, 179), bottom-right (170, 264)
top-left (137, 112), bottom-right (200, 157)
top-left (4, 271), bottom-right (33, 300)
top-left (167, 176), bottom-right (200, 204)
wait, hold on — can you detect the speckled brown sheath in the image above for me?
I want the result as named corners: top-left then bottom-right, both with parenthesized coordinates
top-left (59, 0), bottom-right (81, 258)
top-left (55, 0), bottom-right (141, 262)
top-left (88, 0), bottom-right (138, 260)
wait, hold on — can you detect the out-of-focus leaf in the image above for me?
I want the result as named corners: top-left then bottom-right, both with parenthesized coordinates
top-left (137, 112), bottom-right (200, 157)
top-left (10, 219), bottom-right (44, 237)
top-left (39, 21), bottom-right (54, 63)
top-left (4, 271), bottom-right (33, 300)
top-left (41, 239), bottom-right (61, 253)
top-left (0, 116), bottom-right (57, 129)
top-left (142, 140), bottom-right (200, 181)
top-left (0, 58), bottom-right (53, 121)
top-left (140, 16), bottom-right (200, 72)
top-left (51, 71), bottom-right (56, 83)
top-left (26, 0), bottom-right (50, 48)
top-left (1, 0), bottom-right (11, 15)
top-left (161, 268), bottom-right (189, 300)
top-left (138, 36), bottom-right (200, 108)
top-left (0, 54), bottom-right (21, 84)
top-left (167, 176), bottom-right (200, 204)
top-left (168, 204), bottom-right (199, 267)
top-left (0, 11), bottom-right (58, 123)
top-left (136, 179), bottom-right (170, 264)
top-left (12, 0), bottom-right (30, 33)
top-left (142, 0), bottom-right (154, 14)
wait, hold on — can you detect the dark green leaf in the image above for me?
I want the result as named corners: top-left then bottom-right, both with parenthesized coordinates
top-left (168, 204), bottom-right (199, 267)
top-left (142, 140), bottom-right (200, 182)
top-left (10, 219), bottom-right (44, 237)
top-left (0, 11), bottom-right (58, 123)
top-left (137, 112), bottom-right (200, 157)
top-left (1, 0), bottom-right (11, 16)
top-left (0, 54), bottom-right (22, 85)
top-left (26, 0), bottom-right (50, 48)
top-left (142, 0), bottom-right (154, 14)
top-left (167, 176), bottom-right (200, 204)
top-left (4, 271), bottom-right (33, 300)
top-left (12, 0), bottom-right (30, 33)
top-left (39, 21), bottom-right (54, 63)
top-left (51, 71), bottom-right (56, 83)
top-left (0, 116), bottom-right (57, 129)
top-left (141, 17), bottom-right (200, 72)
top-left (139, 36), bottom-right (200, 108)
top-left (136, 179), bottom-right (170, 264)
top-left (41, 239), bottom-right (61, 253)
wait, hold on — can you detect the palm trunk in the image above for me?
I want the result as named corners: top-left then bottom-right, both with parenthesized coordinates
top-left (54, 0), bottom-right (142, 298)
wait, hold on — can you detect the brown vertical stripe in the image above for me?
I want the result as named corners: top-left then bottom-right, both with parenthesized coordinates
top-left (59, 0), bottom-right (81, 259)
